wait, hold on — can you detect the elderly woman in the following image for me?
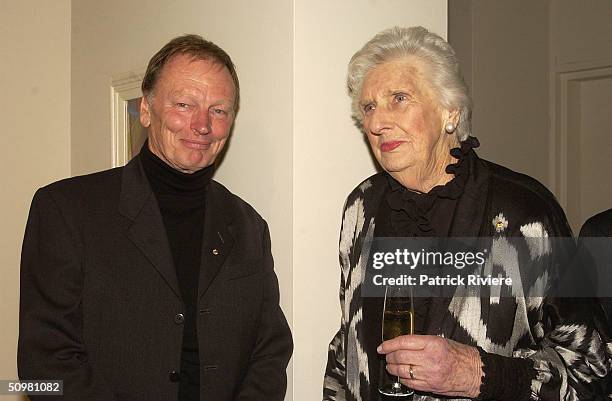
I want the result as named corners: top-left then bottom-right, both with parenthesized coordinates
top-left (323, 26), bottom-right (611, 401)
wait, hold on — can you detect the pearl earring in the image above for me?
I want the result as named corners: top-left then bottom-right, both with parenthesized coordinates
top-left (444, 122), bottom-right (456, 134)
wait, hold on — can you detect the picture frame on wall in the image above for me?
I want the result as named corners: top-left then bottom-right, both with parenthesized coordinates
top-left (111, 69), bottom-right (147, 167)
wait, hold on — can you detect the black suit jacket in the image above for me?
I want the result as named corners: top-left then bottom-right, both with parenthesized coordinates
top-left (18, 156), bottom-right (293, 401)
top-left (577, 209), bottom-right (612, 397)
top-left (578, 209), bottom-right (612, 324)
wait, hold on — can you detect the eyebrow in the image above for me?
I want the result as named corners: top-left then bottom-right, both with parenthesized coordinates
top-left (360, 88), bottom-right (414, 104)
top-left (387, 88), bottom-right (413, 95)
top-left (169, 90), bottom-right (234, 106)
top-left (210, 100), bottom-right (233, 109)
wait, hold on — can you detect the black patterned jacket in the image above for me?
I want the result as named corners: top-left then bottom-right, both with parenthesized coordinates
top-left (323, 151), bottom-right (611, 401)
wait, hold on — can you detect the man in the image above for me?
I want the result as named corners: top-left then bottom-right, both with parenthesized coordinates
top-left (577, 209), bottom-right (612, 325)
top-left (18, 34), bottom-right (292, 401)
top-left (577, 209), bottom-right (612, 398)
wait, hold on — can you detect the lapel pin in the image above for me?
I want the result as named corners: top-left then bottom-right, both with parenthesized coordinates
top-left (212, 248), bottom-right (220, 256)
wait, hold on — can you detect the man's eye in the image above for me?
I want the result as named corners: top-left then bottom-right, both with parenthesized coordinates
top-left (176, 102), bottom-right (190, 109)
top-left (212, 108), bottom-right (227, 116)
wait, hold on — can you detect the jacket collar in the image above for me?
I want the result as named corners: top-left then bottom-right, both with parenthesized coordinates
top-left (118, 155), bottom-right (235, 301)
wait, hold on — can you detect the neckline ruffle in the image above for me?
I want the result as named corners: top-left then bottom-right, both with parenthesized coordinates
top-left (384, 136), bottom-right (480, 236)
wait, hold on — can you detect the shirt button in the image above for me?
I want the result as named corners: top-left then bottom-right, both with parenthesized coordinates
top-left (174, 313), bottom-right (185, 324)
top-left (168, 370), bottom-right (180, 382)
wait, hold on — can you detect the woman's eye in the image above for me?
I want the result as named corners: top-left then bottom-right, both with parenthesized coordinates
top-left (363, 103), bottom-right (376, 114)
top-left (176, 102), bottom-right (190, 109)
top-left (394, 93), bottom-right (407, 102)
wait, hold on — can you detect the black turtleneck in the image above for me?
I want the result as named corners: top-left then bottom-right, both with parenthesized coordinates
top-left (140, 142), bottom-right (214, 401)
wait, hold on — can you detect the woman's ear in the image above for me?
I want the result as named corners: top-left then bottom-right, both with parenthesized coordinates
top-left (446, 109), bottom-right (460, 127)
top-left (442, 109), bottom-right (460, 134)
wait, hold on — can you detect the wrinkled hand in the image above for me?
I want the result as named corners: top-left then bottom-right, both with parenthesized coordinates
top-left (378, 335), bottom-right (483, 398)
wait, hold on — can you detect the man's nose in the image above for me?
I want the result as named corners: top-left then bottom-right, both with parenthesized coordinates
top-left (191, 108), bottom-right (211, 135)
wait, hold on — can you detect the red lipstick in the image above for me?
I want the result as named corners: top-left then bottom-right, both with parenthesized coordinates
top-left (380, 141), bottom-right (404, 152)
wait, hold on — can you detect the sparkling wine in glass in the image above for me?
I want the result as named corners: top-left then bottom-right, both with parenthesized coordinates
top-left (378, 285), bottom-right (414, 397)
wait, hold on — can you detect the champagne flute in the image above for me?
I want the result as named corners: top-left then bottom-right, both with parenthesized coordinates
top-left (378, 285), bottom-right (414, 397)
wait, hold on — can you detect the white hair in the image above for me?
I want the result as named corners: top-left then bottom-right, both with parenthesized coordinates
top-left (347, 26), bottom-right (472, 141)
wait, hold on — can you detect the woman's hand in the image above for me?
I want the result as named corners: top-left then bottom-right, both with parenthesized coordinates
top-left (378, 335), bottom-right (483, 398)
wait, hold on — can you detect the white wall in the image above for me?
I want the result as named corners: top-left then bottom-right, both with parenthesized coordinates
top-left (293, 1), bottom-right (447, 398)
top-left (0, 1), bottom-right (72, 398)
top-left (449, 0), bottom-right (612, 231)
top-left (549, 0), bottom-right (612, 231)
top-left (449, 0), bottom-right (550, 186)
top-left (549, 0), bottom-right (612, 69)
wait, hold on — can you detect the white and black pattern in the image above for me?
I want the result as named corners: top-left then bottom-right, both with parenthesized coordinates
top-left (323, 154), bottom-right (612, 401)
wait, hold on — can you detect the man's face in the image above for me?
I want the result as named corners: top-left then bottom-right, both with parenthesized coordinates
top-left (140, 53), bottom-right (236, 173)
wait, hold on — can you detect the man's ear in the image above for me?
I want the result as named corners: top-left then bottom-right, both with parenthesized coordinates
top-left (140, 96), bottom-right (151, 128)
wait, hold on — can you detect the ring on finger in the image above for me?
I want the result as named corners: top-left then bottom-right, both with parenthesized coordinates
top-left (408, 364), bottom-right (415, 380)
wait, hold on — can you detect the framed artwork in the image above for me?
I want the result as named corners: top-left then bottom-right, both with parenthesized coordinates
top-left (111, 69), bottom-right (147, 167)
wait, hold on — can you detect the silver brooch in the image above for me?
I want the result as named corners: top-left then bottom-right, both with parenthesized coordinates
top-left (492, 213), bottom-right (508, 233)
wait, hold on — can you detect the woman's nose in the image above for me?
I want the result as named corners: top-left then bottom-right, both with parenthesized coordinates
top-left (368, 108), bottom-right (393, 136)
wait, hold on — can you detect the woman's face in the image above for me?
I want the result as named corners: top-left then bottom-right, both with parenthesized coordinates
top-left (359, 58), bottom-right (447, 178)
